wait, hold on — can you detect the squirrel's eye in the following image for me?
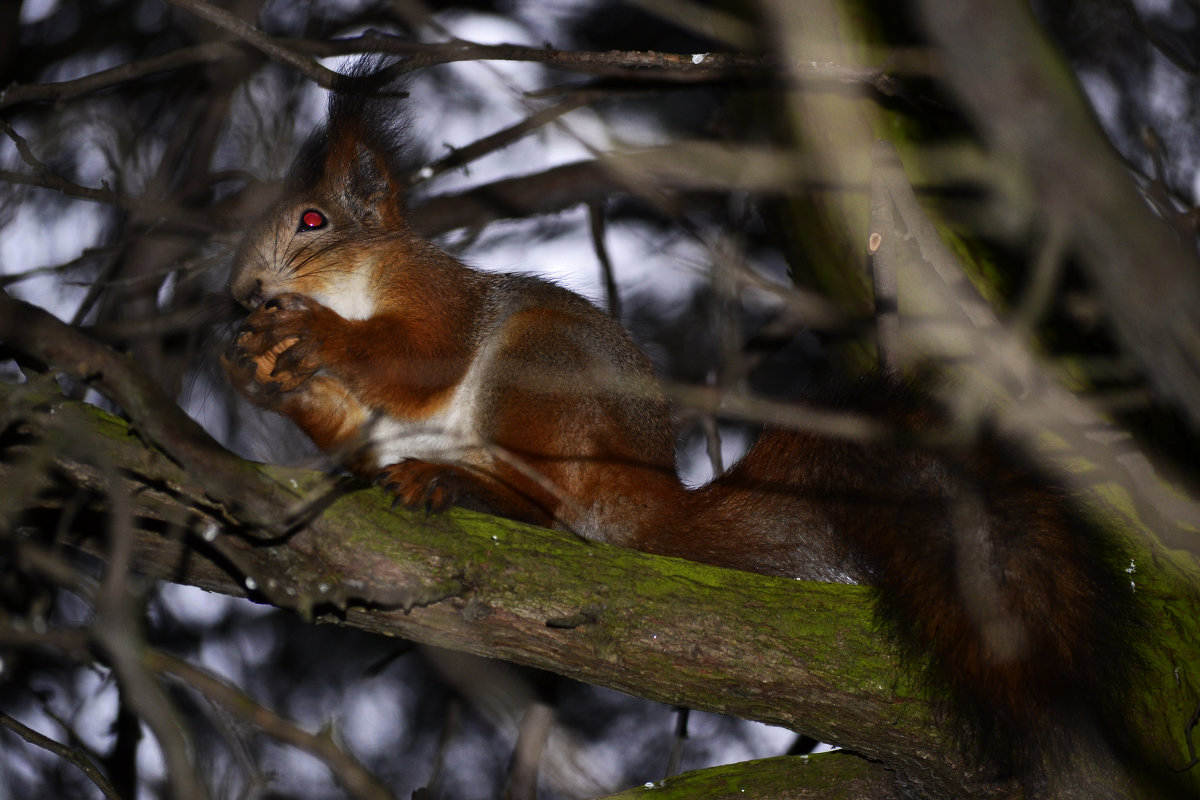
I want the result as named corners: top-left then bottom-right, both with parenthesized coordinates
top-left (298, 209), bottom-right (327, 230)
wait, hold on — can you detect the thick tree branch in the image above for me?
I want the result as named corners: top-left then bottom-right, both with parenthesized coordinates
top-left (0, 380), bottom-right (992, 795)
top-left (408, 143), bottom-right (893, 237)
top-left (287, 30), bottom-right (904, 94)
top-left (1, 377), bottom-right (1196, 798)
top-left (598, 752), bottom-right (907, 799)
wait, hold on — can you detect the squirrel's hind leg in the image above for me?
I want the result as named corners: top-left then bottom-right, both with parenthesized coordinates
top-left (375, 459), bottom-right (557, 528)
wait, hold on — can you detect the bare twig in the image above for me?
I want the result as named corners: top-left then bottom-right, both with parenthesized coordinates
top-left (0, 41), bottom-right (245, 110)
top-left (1135, 127), bottom-right (1197, 242)
top-left (0, 118), bottom-right (125, 204)
top-left (409, 160), bottom-right (623, 235)
top-left (0, 247), bottom-right (119, 289)
top-left (0, 712), bottom-right (123, 800)
top-left (0, 123), bottom-right (223, 233)
top-left (13, 540), bottom-right (99, 602)
top-left (588, 200), bottom-right (621, 319)
top-left (665, 706), bottom-right (690, 777)
top-left (1122, 0), bottom-right (1198, 75)
top-left (1010, 215), bottom-right (1069, 337)
top-left (0, 289), bottom-right (290, 532)
top-left (409, 144), bottom-right (872, 237)
top-left (416, 94), bottom-right (597, 184)
top-left (505, 701), bottom-right (555, 800)
top-left (79, 445), bottom-right (210, 800)
top-left (667, 381), bottom-right (895, 443)
top-left (333, 32), bottom-right (905, 95)
top-left (163, 0), bottom-right (339, 87)
top-left (0, 168), bottom-right (130, 210)
top-left (146, 650), bottom-right (399, 800)
top-left (9, 6), bottom-right (896, 97)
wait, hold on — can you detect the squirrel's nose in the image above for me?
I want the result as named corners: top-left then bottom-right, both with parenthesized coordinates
top-left (231, 276), bottom-right (265, 310)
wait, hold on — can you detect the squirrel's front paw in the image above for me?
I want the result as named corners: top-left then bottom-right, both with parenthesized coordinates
top-left (222, 293), bottom-right (327, 397)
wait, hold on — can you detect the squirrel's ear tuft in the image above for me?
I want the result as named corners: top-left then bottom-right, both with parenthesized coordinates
top-left (284, 56), bottom-right (414, 221)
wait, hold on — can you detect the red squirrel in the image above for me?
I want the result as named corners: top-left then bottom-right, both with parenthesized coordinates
top-left (222, 71), bottom-right (1137, 777)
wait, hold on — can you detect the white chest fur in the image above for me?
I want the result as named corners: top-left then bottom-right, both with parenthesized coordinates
top-left (309, 267), bottom-right (376, 321)
top-left (364, 349), bottom-right (490, 469)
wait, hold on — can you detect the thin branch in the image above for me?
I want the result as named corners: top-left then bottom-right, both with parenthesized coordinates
top-left (0, 614), bottom-right (199, 800)
top-left (0, 247), bottom-right (119, 289)
top-left (505, 700), bottom-right (555, 799)
top-left (666, 381), bottom-right (895, 443)
top-left (0, 712), bottom-right (124, 800)
top-left (1010, 214), bottom-right (1069, 337)
top-left (14, 540), bottom-right (99, 603)
top-left (1135, 126), bottom-right (1197, 241)
top-left (0, 42), bottom-right (245, 110)
top-left (407, 145), bottom-right (850, 237)
top-left (0, 167), bottom-right (130, 208)
top-left (145, 650), bottom-right (399, 800)
top-left (0, 117), bottom-right (132, 208)
top-left (409, 160), bottom-right (623, 235)
top-left (1, 116), bottom-right (45, 169)
top-left (162, 0), bottom-right (340, 88)
top-left (73, 446), bottom-right (210, 800)
top-left (3, 6), bottom-right (899, 98)
top-left (0, 123), bottom-right (224, 234)
top-left (868, 154), bottom-right (900, 372)
top-left (0, 289), bottom-right (291, 532)
top-left (416, 94), bottom-right (597, 184)
top-left (588, 200), bottom-right (621, 319)
top-left (1123, 0), bottom-right (1198, 75)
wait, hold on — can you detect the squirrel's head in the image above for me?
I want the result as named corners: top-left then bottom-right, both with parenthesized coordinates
top-left (230, 61), bottom-right (412, 320)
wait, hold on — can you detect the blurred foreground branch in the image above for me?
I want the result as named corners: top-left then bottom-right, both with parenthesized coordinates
top-left (916, 0), bottom-right (1200, 431)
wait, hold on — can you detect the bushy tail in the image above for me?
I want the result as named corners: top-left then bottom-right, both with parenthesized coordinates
top-left (702, 383), bottom-right (1142, 771)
